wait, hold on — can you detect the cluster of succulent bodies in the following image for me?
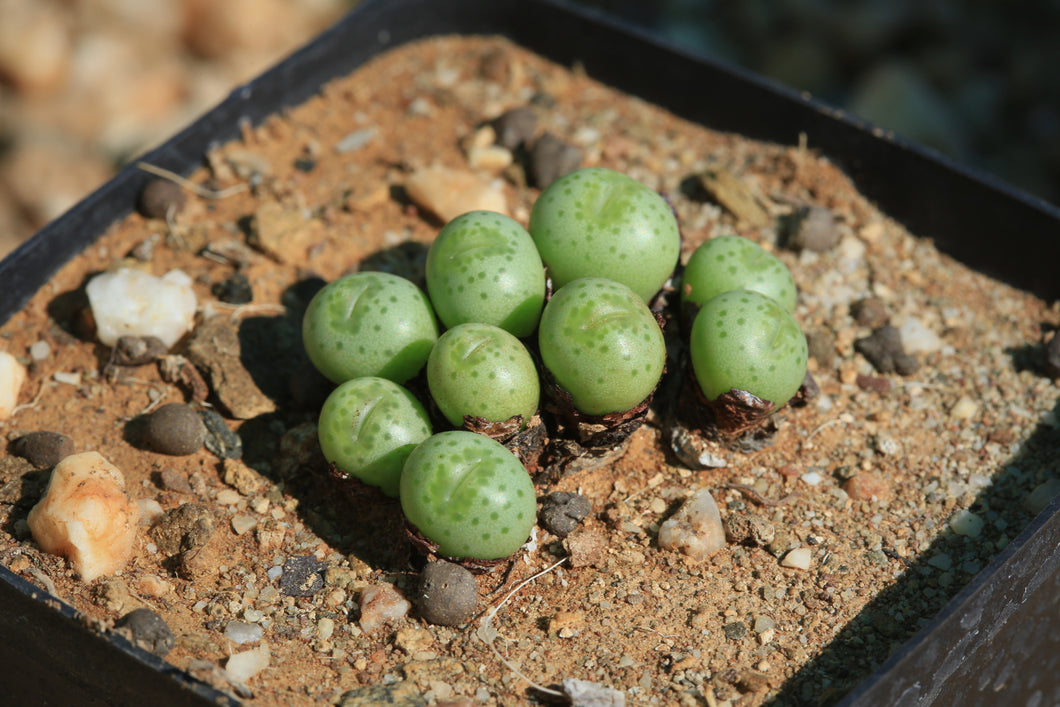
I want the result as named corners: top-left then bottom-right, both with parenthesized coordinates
top-left (302, 167), bottom-right (807, 561)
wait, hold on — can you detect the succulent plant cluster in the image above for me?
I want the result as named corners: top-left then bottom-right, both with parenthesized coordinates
top-left (301, 166), bottom-right (806, 561)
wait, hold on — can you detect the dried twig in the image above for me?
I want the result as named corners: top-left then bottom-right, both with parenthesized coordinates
top-left (476, 556), bottom-right (568, 698)
top-left (723, 483), bottom-right (798, 507)
top-left (11, 380), bottom-right (47, 415)
top-left (136, 161), bottom-right (248, 199)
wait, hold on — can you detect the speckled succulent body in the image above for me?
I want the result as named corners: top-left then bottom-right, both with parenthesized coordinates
top-left (302, 271), bottom-right (438, 384)
top-left (682, 235), bottom-right (797, 312)
top-left (425, 210), bottom-right (545, 337)
top-left (690, 289), bottom-right (807, 406)
top-left (538, 278), bottom-right (666, 415)
top-left (528, 167), bottom-right (680, 302)
top-left (317, 377), bottom-right (432, 497)
top-left (400, 431), bottom-right (536, 560)
top-left (427, 323), bottom-right (539, 428)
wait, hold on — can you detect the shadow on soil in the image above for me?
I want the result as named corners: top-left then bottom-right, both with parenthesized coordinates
top-left (767, 392), bottom-right (1060, 706)
top-left (232, 261), bottom-right (426, 575)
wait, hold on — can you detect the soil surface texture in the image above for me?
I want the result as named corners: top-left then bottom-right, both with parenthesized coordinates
top-left (2, 36), bottom-right (1059, 707)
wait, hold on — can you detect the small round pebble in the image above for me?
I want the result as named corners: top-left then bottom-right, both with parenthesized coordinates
top-left (528, 132), bottom-right (582, 189)
top-left (138, 178), bottom-right (187, 220)
top-left (539, 491), bottom-right (592, 537)
top-left (143, 403), bottom-right (206, 456)
top-left (114, 608), bottom-right (175, 658)
top-left (11, 431), bottom-right (74, 468)
top-left (29, 340), bottom-right (51, 361)
top-left (491, 106), bottom-right (537, 149)
top-left (780, 547), bottom-right (813, 570)
top-left (416, 560), bottom-right (478, 627)
top-left (843, 472), bottom-right (893, 503)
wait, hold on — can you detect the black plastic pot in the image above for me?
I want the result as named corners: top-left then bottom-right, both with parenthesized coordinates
top-left (1, 0), bottom-right (1058, 705)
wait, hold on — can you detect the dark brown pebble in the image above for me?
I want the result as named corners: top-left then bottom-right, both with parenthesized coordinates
top-left (114, 608), bottom-right (175, 658)
top-left (539, 491), bottom-right (592, 537)
top-left (856, 374), bottom-right (892, 394)
top-left (491, 106), bottom-right (537, 150)
top-left (143, 403), bottom-right (206, 456)
top-left (528, 132), bottom-right (582, 189)
top-left (416, 560), bottom-right (477, 627)
top-left (854, 325), bottom-right (919, 375)
top-left (10, 431), bottom-right (74, 468)
top-left (851, 297), bottom-right (890, 328)
top-left (138, 179), bottom-right (186, 220)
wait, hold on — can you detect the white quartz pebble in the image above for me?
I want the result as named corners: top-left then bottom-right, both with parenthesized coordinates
top-left (225, 645), bottom-right (269, 684)
top-left (0, 351), bottom-right (27, 420)
top-left (781, 547), bottom-right (813, 570)
top-left (86, 268), bottom-right (196, 348)
top-left (27, 451), bottom-right (139, 582)
top-left (225, 621), bottom-right (263, 645)
top-left (657, 488), bottom-right (726, 560)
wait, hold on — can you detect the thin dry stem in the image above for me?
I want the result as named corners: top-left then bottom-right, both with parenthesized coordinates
top-left (136, 161), bottom-right (248, 199)
top-left (477, 556), bottom-right (568, 698)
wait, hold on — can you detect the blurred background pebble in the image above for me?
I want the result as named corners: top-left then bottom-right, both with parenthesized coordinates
top-left (0, 0), bottom-right (350, 257)
top-left (0, 0), bottom-right (1056, 259)
top-left (578, 0), bottom-right (1060, 210)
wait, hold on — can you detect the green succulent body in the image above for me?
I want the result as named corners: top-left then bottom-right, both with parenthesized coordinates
top-left (538, 278), bottom-right (666, 416)
top-left (400, 431), bottom-right (537, 560)
top-left (425, 210), bottom-right (546, 337)
top-left (317, 377), bottom-right (432, 497)
top-left (682, 235), bottom-right (797, 312)
top-left (528, 167), bottom-right (680, 302)
top-left (689, 289), bottom-right (807, 407)
top-left (302, 271), bottom-right (438, 384)
top-left (427, 323), bottom-right (539, 428)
